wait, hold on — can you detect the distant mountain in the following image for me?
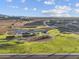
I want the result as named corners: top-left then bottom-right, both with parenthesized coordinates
top-left (0, 14), bottom-right (9, 18)
top-left (0, 14), bottom-right (23, 20)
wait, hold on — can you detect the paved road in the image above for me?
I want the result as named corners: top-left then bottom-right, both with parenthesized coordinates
top-left (0, 54), bottom-right (79, 59)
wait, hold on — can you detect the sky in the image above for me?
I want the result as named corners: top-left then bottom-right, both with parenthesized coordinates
top-left (0, 0), bottom-right (79, 17)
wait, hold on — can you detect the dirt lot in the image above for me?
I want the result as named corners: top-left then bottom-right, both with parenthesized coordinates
top-left (0, 20), bottom-right (27, 34)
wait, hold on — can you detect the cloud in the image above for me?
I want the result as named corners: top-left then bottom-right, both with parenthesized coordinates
top-left (37, 0), bottom-right (41, 2)
top-left (75, 3), bottom-right (79, 7)
top-left (42, 10), bottom-right (53, 14)
top-left (71, 8), bottom-right (79, 15)
top-left (21, 0), bottom-right (26, 3)
top-left (6, 0), bottom-right (12, 2)
top-left (42, 5), bottom-right (71, 14)
top-left (42, 10), bottom-right (71, 17)
top-left (55, 5), bottom-right (71, 12)
top-left (44, 0), bottom-right (54, 5)
top-left (9, 6), bottom-right (19, 8)
top-left (64, 0), bottom-right (69, 2)
top-left (24, 7), bottom-right (28, 10)
top-left (74, 9), bottom-right (79, 14)
top-left (42, 5), bottom-right (72, 17)
top-left (54, 13), bottom-right (71, 17)
top-left (33, 8), bottom-right (37, 11)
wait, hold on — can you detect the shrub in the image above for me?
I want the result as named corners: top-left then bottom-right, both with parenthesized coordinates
top-left (5, 36), bottom-right (15, 41)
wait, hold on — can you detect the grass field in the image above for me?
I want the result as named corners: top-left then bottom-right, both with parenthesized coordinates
top-left (0, 29), bottom-right (79, 54)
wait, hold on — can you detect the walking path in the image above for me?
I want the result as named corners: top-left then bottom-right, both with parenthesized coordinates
top-left (0, 53), bottom-right (79, 59)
